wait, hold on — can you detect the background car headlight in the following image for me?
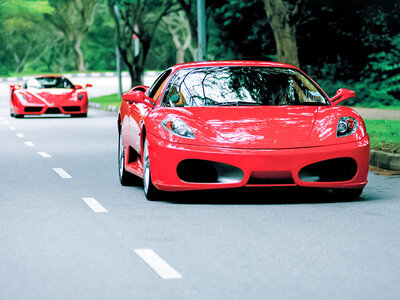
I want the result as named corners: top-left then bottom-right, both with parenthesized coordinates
top-left (17, 93), bottom-right (27, 102)
top-left (161, 118), bottom-right (195, 139)
top-left (337, 117), bottom-right (358, 137)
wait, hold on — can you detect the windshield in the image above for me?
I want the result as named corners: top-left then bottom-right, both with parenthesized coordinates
top-left (163, 67), bottom-right (328, 107)
top-left (26, 77), bottom-right (75, 89)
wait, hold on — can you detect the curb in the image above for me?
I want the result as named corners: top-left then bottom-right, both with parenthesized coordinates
top-left (370, 150), bottom-right (400, 171)
top-left (89, 102), bottom-right (118, 112)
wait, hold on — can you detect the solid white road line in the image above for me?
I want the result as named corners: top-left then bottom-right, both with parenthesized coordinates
top-left (81, 197), bottom-right (108, 213)
top-left (37, 152), bottom-right (52, 158)
top-left (9, 126), bottom-right (16, 130)
top-left (134, 249), bottom-right (182, 279)
top-left (17, 133), bottom-right (24, 138)
top-left (53, 168), bottom-right (72, 179)
top-left (24, 141), bottom-right (34, 147)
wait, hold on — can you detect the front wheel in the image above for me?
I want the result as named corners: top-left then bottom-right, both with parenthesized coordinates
top-left (333, 188), bottom-right (363, 200)
top-left (143, 138), bottom-right (160, 200)
top-left (71, 113), bottom-right (87, 118)
top-left (118, 130), bottom-right (139, 186)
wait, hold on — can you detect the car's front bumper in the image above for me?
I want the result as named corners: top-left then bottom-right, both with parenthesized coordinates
top-left (147, 134), bottom-right (370, 192)
top-left (12, 100), bottom-right (88, 115)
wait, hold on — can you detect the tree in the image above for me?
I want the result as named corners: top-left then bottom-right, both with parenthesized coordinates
top-left (160, 10), bottom-right (196, 63)
top-left (46, 0), bottom-right (98, 71)
top-left (263, 0), bottom-right (300, 67)
top-left (0, 0), bottom-right (59, 73)
top-left (108, 0), bottom-right (177, 87)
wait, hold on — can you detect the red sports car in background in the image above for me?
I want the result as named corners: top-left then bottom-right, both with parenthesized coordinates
top-left (10, 75), bottom-right (91, 118)
top-left (118, 61), bottom-right (369, 200)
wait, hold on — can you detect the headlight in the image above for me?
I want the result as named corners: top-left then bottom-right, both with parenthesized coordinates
top-left (161, 118), bottom-right (195, 139)
top-left (17, 92), bottom-right (27, 102)
top-left (337, 117), bottom-right (358, 137)
top-left (78, 94), bottom-right (84, 100)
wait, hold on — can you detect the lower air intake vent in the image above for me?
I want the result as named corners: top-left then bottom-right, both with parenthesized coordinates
top-left (45, 107), bottom-right (62, 114)
top-left (299, 157), bottom-right (357, 182)
top-left (24, 107), bottom-right (42, 112)
top-left (177, 159), bottom-right (243, 183)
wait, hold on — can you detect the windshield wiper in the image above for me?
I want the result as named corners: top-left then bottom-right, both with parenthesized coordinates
top-left (214, 101), bottom-right (259, 106)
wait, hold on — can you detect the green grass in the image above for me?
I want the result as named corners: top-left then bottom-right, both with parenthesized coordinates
top-left (365, 119), bottom-right (400, 153)
top-left (90, 95), bottom-right (400, 154)
top-left (90, 94), bottom-right (121, 109)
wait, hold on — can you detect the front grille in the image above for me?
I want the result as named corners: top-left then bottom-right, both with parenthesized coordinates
top-left (45, 107), bottom-right (62, 114)
top-left (24, 107), bottom-right (43, 112)
top-left (247, 171), bottom-right (294, 185)
top-left (62, 106), bottom-right (81, 112)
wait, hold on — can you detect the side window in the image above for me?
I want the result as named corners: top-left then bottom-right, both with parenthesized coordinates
top-left (148, 70), bottom-right (172, 99)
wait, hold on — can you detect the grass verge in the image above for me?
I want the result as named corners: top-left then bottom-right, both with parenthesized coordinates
top-left (364, 119), bottom-right (400, 154)
top-left (90, 94), bottom-right (120, 110)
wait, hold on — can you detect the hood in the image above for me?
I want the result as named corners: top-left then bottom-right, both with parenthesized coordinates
top-left (149, 106), bottom-right (320, 149)
top-left (26, 88), bottom-right (77, 106)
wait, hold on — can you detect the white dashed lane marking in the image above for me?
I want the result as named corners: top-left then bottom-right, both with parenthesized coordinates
top-left (53, 168), bottom-right (72, 179)
top-left (24, 141), bottom-right (34, 147)
top-left (81, 197), bottom-right (108, 213)
top-left (9, 126), bottom-right (16, 130)
top-left (37, 152), bottom-right (52, 158)
top-left (17, 133), bottom-right (24, 138)
top-left (134, 249), bottom-right (182, 279)
top-left (3, 120), bottom-right (9, 125)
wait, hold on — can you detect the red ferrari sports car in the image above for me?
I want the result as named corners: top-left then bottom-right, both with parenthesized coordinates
top-left (118, 61), bottom-right (369, 200)
top-left (10, 75), bottom-right (91, 118)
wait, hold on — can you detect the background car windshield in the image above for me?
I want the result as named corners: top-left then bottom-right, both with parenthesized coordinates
top-left (163, 67), bottom-right (328, 107)
top-left (26, 77), bottom-right (75, 89)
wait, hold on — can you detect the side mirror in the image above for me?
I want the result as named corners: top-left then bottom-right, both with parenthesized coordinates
top-left (122, 89), bottom-right (156, 108)
top-left (85, 84), bottom-right (93, 88)
top-left (10, 84), bottom-right (21, 90)
top-left (330, 88), bottom-right (356, 106)
top-left (75, 84), bottom-right (83, 89)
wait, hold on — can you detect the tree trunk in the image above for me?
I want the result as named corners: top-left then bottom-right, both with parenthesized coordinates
top-left (263, 0), bottom-right (300, 67)
top-left (73, 37), bottom-right (86, 71)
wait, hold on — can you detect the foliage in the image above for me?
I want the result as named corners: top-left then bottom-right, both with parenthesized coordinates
top-left (0, 0), bottom-right (57, 74)
top-left (107, 0), bottom-right (177, 87)
top-left (45, 0), bottom-right (98, 71)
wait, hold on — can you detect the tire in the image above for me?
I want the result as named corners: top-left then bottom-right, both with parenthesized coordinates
top-left (333, 188), bottom-right (363, 200)
top-left (71, 113), bottom-right (87, 118)
top-left (118, 130), bottom-right (140, 186)
top-left (143, 138), bottom-right (160, 200)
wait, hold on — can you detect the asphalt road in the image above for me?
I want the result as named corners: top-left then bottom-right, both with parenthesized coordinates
top-left (1, 77), bottom-right (400, 300)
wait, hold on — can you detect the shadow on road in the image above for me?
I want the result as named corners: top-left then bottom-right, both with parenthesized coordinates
top-left (157, 187), bottom-right (371, 205)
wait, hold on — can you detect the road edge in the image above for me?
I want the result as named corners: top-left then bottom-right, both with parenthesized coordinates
top-left (89, 102), bottom-right (118, 112)
top-left (370, 150), bottom-right (400, 171)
